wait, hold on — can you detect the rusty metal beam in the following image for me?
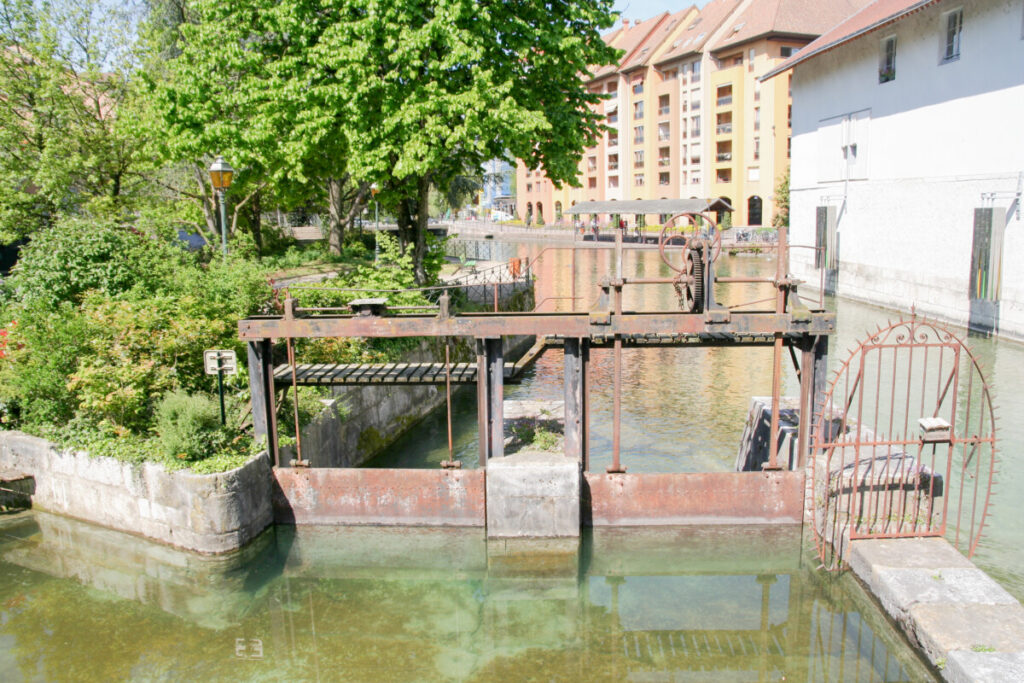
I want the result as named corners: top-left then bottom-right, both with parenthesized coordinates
top-left (239, 311), bottom-right (835, 340)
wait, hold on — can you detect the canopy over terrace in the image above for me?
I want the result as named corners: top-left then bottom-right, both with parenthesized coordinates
top-left (566, 198), bottom-right (733, 215)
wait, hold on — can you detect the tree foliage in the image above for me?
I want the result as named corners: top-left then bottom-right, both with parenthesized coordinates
top-left (773, 169), bottom-right (790, 228)
top-left (0, 0), bottom-right (143, 240)
top-left (154, 0), bottom-right (619, 278)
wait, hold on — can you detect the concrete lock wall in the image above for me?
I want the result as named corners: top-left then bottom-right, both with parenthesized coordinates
top-left (0, 431), bottom-right (273, 554)
top-left (295, 336), bottom-right (534, 468)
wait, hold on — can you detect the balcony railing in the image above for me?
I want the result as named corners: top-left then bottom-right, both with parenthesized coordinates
top-left (658, 158), bottom-right (671, 166)
top-left (608, 163), bottom-right (619, 171)
top-left (716, 124), bottom-right (732, 134)
top-left (716, 152), bottom-right (732, 162)
top-left (658, 106), bottom-right (671, 117)
top-left (716, 96), bottom-right (733, 106)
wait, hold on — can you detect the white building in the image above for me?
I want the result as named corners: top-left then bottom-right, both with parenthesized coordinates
top-left (764, 0), bottom-right (1024, 339)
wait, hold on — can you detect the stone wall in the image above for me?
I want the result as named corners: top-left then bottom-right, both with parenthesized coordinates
top-left (0, 431), bottom-right (273, 554)
top-left (294, 336), bottom-right (534, 468)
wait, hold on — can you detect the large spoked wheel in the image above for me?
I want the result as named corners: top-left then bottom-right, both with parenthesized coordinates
top-left (682, 247), bottom-right (705, 313)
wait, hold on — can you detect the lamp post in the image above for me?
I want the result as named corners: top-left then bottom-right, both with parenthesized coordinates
top-left (208, 156), bottom-right (234, 255)
top-left (371, 183), bottom-right (380, 263)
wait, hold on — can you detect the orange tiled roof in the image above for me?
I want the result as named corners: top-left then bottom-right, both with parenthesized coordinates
top-left (654, 0), bottom-right (742, 66)
top-left (712, 0), bottom-right (874, 53)
top-left (618, 7), bottom-right (698, 72)
top-left (762, 0), bottom-right (939, 80)
top-left (591, 13), bottom-right (671, 79)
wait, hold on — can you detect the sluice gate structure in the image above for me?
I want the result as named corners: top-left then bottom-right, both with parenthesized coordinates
top-left (240, 203), bottom-right (837, 533)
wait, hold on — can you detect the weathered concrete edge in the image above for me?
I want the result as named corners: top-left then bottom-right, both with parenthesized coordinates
top-left (848, 537), bottom-right (1024, 681)
top-left (0, 430), bottom-right (273, 554)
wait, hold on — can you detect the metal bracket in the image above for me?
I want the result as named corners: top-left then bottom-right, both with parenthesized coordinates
top-left (705, 307), bottom-right (731, 324)
top-left (589, 311), bottom-right (611, 326)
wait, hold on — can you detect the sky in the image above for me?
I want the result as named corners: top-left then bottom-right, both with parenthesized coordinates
top-left (611, 0), bottom-right (711, 29)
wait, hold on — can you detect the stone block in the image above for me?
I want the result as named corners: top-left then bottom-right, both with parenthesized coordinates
top-left (908, 603), bottom-right (1024, 663)
top-left (486, 451), bottom-right (580, 538)
top-left (944, 650), bottom-right (1024, 683)
top-left (874, 568), bottom-right (1016, 613)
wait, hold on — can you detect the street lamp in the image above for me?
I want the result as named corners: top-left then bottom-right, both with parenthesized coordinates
top-left (371, 183), bottom-right (380, 263)
top-left (208, 155), bottom-right (234, 255)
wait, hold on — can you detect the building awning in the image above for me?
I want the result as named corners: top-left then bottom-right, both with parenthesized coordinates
top-left (605, 101), bottom-right (618, 114)
top-left (566, 198), bottom-right (733, 215)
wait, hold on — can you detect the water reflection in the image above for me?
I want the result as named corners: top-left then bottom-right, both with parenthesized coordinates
top-left (0, 512), bottom-right (933, 681)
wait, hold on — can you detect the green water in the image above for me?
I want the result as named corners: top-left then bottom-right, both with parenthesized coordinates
top-left (0, 511), bottom-right (933, 682)
top-left (374, 240), bottom-right (1024, 602)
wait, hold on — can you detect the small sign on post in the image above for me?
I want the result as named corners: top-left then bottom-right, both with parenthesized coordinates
top-left (204, 350), bottom-right (237, 425)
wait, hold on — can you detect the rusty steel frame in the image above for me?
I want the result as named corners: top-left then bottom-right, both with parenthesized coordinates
top-left (243, 211), bottom-right (833, 484)
top-left (811, 315), bottom-right (997, 571)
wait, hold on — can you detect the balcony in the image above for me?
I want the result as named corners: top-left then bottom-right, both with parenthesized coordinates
top-left (716, 96), bottom-right (733, 107)
top-left (608, 162), bottom-right (619, 171)
top-left (716, 124), bottom-right (732, 135)
top-left (716, 153), bottom-right (732, 162)
top-left (658, 158), bottom-right (671, 167)
top-left (658, 106), bottom-right (671, 117)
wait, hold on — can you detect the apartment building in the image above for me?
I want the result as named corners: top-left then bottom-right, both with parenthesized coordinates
top-left (517, 0), bottom-right (872, 227)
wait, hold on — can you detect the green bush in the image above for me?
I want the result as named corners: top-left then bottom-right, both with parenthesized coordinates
top-left (155, 391), bottom-right (231, 462)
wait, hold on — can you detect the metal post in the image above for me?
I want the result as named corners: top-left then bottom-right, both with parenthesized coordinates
top-left (811, 335), bottom-right (830, 447)
top-left (582, 338), bottom-right (590, 472)
top-left (217, 368), bottom-right (226, 425)
top-left (767, 220), bottom-right (790, 470)
top-left (247, 339), bottom-right (278, 466)
top-left (476, 339), bottom-right (488, 467)
top-left (374, 199), bottom-right (380, 263)
top-left (563, 338), bottom-right (582, 461)
top-left (608, 283), bottom-right (625, 474)
top-left (218, 188), bottom-right (228, 256)
top-left (487, 338), bottom-right (504, 459)
top-left (797, 337), bottom-right (813, 469)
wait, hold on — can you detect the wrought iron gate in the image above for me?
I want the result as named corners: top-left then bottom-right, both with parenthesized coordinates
top-left (811, 315), bottom-right (997, 570)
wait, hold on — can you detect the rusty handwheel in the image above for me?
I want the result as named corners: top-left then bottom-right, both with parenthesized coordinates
top-left (681, 246), bottom-right (704, 313)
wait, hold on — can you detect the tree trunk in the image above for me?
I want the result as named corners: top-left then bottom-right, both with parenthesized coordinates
top-left (248, 190), bottom-right (263, 254)
top-left (413, 175), bottom-right (430, 284)
top-left (396, 197), bottom-right (411, 257)
top-left (327, 178), bottom-right (344, 256)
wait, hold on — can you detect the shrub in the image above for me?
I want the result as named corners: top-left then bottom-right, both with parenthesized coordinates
top-left (155, 391), bottom-right (230, 461)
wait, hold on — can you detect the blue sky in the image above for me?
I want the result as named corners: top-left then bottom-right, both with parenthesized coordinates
top-left (611, 0), bottom-right (711, 28)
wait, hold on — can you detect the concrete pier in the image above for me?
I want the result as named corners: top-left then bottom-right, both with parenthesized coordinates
top-left (849, 537), bottom-right (1024, 681)
top-left (485, 452), bottom-right (580, 538)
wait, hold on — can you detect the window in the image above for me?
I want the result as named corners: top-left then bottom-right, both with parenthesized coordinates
top-left (942, 9), bottom-right (963, 62)
top-left (692, 61), bottom-right (701, 82)
top-left (690, 148), bottom-right (701, 165)
top-left (609, 130), bottom-right (619, 147)
top-left (607, 82), bottom-right (617, 93)
top-left (754, 80), bottom-right (761, 101)
top-left (753, 107), bottom-right (760, 132)
top-left (632, 80), bottom-right (644, 95)
top-left (880, 36), bottom-right (897, 82)
top-left (634, 173), bottom-right (645, 186)
top-left (753, 137), bottom-right (760, 161)
top-left (717, 168), bottom-right (731, 183)
top-left (691, 115), bottom-right (700, 137)
top-left (732, 55), bottom-right (743, 67)
top-left (587, 156), bottom-right (597, 172)
top-left (608, 154), bottom-right (619, 171)
top-left (634, 101), bottom-right (644, 120)
top-left (691, 99), bottom-right (700, 111)
top-left (748, 48), bottom-right (755, 72)
top-left (691, 175), bottom-right (701, 185)
top-left (659, 172), bottom-right (671, 186)
top-left (634, 126), bottom-right (644, 144)
top-left (658, 122), bottom-right (670, 141)
top-left (658, 95), bottom-right (670, 116)
top-left (634, 150), bottom-right (645, 168)
top-left (787, 136), bottom-right (791, 159)
top-left (608, 175), bottom-right (619, 189)
top-left (788, 104), bottom-right (792, 128)
top-left (716, 84), bottom-right (733, 106)
top-left (780, 46), bottom-right (798, 58)
top-left (526, 183), bottom-right (533, 193)
top-left (588, 177), bottom-right (597, 189)
top-left (607, 109), bottom-right (618, 124)
top-left (659, 146), bottom-right (671, 166)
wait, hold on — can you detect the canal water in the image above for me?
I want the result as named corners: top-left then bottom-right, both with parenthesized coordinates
top-left (373, 238), bottom-right (1024, 602)
top-left (0, 511), bottom-right (934, 681)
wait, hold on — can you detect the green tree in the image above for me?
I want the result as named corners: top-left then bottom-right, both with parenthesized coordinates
top-left (773, 168), bottom-right (790, 228)
top-left (153, 0), bottom-right (618, 280)
top-left (0, 0), bottom-right (143, 240)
